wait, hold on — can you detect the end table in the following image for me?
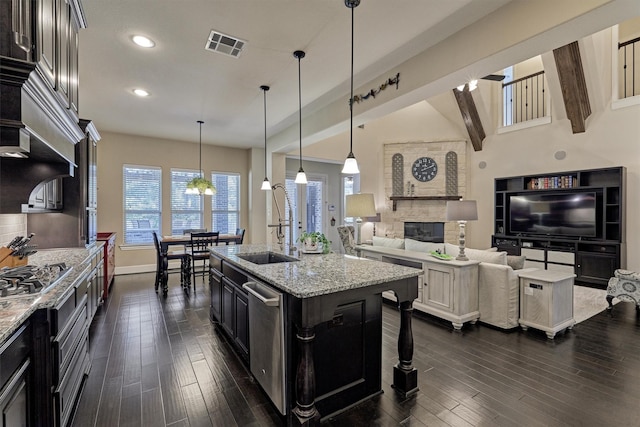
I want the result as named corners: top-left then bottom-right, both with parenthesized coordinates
top-left (519, 269), bottom-right (576, 339)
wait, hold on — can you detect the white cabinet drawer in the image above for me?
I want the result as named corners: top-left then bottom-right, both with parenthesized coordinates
top-left (547, 251), bottom-right (575, 264)
top-left (524, 260), bottom-right (545, 269)
top-left (547, 263), bottom-right (575, 274)
top-left (521, 248), bottom-right (545, 261)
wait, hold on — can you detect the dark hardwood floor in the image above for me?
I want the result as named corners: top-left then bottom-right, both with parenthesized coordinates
top-left (71, 272), bottom-right (640, 427)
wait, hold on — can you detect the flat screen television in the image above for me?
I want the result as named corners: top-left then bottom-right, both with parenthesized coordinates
top-left (509, 191), bottom-right (598, 238)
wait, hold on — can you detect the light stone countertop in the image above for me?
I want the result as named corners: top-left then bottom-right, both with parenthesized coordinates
top-left (210, 244), bottom-right (422, 298)
top-left (0, 244), bottom-right (103, 344)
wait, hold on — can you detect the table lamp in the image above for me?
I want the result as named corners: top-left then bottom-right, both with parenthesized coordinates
top-left (364, 213), bottom-right (381, 237)
top-left (446, 200), bottom-right (478, 261)
top-left (346, 193), bottom-right (376, 245)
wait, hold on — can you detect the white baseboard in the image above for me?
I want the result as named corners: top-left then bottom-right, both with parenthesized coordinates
top-left (114, 260), bottom-right (183, 276)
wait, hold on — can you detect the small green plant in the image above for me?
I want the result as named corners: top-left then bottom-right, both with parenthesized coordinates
top-left (297, 231), bottom-right (331, 253)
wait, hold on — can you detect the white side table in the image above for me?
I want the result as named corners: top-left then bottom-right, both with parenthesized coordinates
top-left (518, 270), bottom-right (576, 339)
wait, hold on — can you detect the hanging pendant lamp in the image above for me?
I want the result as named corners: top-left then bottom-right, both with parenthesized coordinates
top-left (185, 120), bottom-right (216, 195)
top-left (342, 0), bottom-right (360, 174)
top-left (260, 85), bottom-right (272, 190)
top-left (293, 50), bottom-right (308, 185)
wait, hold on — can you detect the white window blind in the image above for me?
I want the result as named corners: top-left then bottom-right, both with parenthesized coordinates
top-left (211, 173), bottom-right (240, 234)
top-left (171, 169), bottom-right (202, 234)
top-left (123, 165), bottom-right (161, 244)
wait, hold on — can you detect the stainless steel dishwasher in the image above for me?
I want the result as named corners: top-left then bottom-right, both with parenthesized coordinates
top-left (242, 280), bottom-right (286, 415)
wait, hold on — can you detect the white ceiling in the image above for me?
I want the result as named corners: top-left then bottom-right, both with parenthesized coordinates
top-left (77, 0), bottom-right (638, 151)
top-left (78, 0), bottom-right (514, 148)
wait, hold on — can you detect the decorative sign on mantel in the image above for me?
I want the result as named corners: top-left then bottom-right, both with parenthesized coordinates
top-left (352, 73), bottom-right (400, 104)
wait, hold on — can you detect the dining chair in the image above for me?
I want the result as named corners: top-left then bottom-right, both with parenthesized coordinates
top-left (188, 231), bottom-right (220, 291)
top-left (234, 228), bottom-right (246, 244)
top-left (183, 228), bottom-right (207, 234)
top-left (152, 231), bottom-right (187, 295)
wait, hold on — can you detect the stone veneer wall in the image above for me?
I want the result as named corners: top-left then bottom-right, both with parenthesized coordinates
top-left (381, 141), bottom-right (467, 244)
top-left (0, 214), bottom-right (27, 247)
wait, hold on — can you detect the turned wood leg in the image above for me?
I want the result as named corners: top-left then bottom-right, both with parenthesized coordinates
top-left (606, 295), bottom-right (614, 311)
top-left (393, 300), bottom-right (418, 397)
top-left (162, 253), bottom-right (169, 296)
top-left (292, 326), bottom-right (320, 426)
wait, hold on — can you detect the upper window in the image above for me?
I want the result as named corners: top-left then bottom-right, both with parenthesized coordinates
top-left (211, 172), bottom-right (240, 234)
top-left (123, 165), bottom-right (161, 244)
top-left (171, 169), bottom-right (202, 234)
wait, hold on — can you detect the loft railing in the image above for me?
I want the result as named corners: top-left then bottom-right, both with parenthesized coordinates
top-left (502, 70), bottom-right (547, 126)
top-left (619, 36), bottom-right (639, 99)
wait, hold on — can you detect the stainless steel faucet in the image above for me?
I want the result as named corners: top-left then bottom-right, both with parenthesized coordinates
top-left (268, 183), bottom-right (297, 255)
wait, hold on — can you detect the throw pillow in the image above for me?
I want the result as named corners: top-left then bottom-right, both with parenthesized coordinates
top-left (372, 236), bottom-right (405, 249)
top-left (444, 242), bottom-right (507, 265)
top-left (506, 255), bottom-right (526, 270)
top-left (404, 238), bottom-right (444, 253)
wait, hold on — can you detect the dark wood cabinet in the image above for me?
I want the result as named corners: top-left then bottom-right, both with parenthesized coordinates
top-left (0, 0), bottom-right (32, 60)
top-left (36, 0), bottom-right (57, 86)
top-left (97, 232), bottom-right (116, 300)
top-left (211, 255), bottom-right (249, 361)
top-left (493, 166), bottom-right (626, 288)
top-left (0, 322), bottom-right (31, 427)
top-left (234, 290), bottom-right (249, 355)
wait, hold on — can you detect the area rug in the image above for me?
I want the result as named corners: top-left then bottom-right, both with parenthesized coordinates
top-left (574, 285), bottom-right (617, 324)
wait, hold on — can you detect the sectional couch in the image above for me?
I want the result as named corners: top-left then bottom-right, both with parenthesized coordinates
top-left (364, 236), bottom-right (538, 330)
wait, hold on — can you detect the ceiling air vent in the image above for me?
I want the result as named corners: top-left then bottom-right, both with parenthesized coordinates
top-left (205, 30), bottom-right (245, 58)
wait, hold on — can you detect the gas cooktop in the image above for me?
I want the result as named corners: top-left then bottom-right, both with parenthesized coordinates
top-left (0, 263), bottom-right (71, 299)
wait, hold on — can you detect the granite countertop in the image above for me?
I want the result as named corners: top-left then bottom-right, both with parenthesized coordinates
top-left (0, 244), bottom-right (104, 344)
top-left (210, 244), bottom-right (422, 298)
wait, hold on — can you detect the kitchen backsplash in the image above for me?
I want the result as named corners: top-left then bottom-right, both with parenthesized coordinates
top-left (0, 214), bottom-right (27, 247)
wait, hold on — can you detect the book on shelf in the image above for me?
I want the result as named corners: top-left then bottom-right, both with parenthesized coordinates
top-left (528, 175), bottom-right (575, 190)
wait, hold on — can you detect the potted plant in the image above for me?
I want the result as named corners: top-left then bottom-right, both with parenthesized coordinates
top-left (297, 231), bottom-right (331, 254)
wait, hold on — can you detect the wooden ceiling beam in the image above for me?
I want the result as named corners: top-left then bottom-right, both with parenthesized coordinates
top-left (553, 41), bottom-right (591, 134)
top-left (453, 87), bottom-right (485, 151)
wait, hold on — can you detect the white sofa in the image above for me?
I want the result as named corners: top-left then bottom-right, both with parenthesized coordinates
top-left (367, 237), bottom-right (538, 330)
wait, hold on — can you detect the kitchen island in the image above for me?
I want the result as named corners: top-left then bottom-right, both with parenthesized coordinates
top-left (209, 244), bottom-right (422, 426)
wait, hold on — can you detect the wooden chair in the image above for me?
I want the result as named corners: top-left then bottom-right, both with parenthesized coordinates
top-left (152, 231), bottom-right (187, 295)
top-left (188, 231), bottom-right (219, 291)
top-left (183, 228), bottom-right (207, 234)
top-left (234, 228), bottom-right (246, 244)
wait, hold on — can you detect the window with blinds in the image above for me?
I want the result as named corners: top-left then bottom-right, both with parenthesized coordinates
top-left (211, 172), bottom-right (240, 234)
top-left (171, 169), bottom-right (202, 234)
top-left (123, 165), bottom-right (161, 244)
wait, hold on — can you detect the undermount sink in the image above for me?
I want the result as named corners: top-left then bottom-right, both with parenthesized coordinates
top-left (236, 252), bottom-right (299, 265)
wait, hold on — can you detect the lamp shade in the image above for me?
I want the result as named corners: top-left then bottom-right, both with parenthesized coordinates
top-left (446, 200), bottom-right (478, 221)
top-left (346, 193), bottom-right (376, 218)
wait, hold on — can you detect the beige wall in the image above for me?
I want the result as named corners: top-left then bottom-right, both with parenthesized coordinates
top-left (97, 131), bottom-right (252, 273)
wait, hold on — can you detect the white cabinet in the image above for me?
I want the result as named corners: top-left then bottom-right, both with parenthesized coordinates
top-left (519, 270), bottom-right (575, 339)
top-left (358, 246), bottom-right (480, 330)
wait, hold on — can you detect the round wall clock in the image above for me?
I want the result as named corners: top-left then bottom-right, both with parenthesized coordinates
top-left (412, 157), bottom-right (438, 182)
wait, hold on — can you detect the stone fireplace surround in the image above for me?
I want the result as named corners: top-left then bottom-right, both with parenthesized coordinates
top-left (379, 141), bottom-right (467, 243)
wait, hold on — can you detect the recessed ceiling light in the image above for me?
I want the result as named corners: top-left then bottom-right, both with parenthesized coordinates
top-left (132, 35), bottom-right (155, 48)
top-left (133, 88), bottom-right (150, 97)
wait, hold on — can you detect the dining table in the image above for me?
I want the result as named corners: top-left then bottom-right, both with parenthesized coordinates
top-left (158, 233), bottom-right (240, 295)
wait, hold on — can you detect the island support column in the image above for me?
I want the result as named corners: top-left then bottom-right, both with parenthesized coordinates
top-left (292, 326), bottom-right (321, 426)
top-left (392, 300), bottom-right (418, 397)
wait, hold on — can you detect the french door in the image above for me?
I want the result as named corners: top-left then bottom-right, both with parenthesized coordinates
top-left (285, 173), bottom-right (327, 245)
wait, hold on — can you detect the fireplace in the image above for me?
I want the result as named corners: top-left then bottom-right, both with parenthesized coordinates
top-left (404, 222), bottom-right (444, 242)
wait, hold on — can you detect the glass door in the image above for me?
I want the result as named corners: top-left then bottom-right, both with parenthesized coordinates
top-left (285, 173), bottom-right (327, 245)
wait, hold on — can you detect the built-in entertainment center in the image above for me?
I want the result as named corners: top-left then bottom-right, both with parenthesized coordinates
top-left (492, 167), bottom-right (625, 288)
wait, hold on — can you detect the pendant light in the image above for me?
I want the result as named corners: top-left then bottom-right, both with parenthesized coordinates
top-left (260, 85), bottom-right (272, 190)
top-left (293, 50), bottom-right (307, 185)
top-left (342, 0), bottom-right (360, 174)
top-left (185, 120), bottom-right (216, 195)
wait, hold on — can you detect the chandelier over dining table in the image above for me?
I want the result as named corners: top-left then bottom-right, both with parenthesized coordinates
top-left (186, 120), bottom-right (216, 195)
